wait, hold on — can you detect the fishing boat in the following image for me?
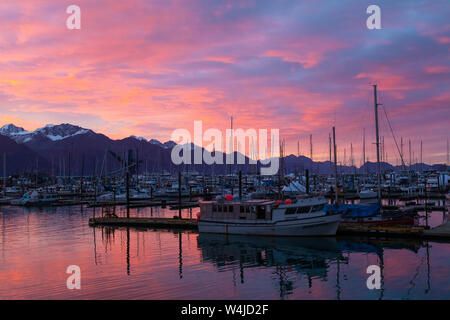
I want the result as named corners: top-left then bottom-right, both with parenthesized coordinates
top-left (198, 196), bottom-right (342, 236)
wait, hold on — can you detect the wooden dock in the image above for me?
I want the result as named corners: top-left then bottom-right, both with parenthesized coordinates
top-left (88, 217), bottom-right (198, 229)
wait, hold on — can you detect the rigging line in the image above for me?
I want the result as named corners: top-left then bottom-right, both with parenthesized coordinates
top-left (381, 104), bottom-right (405, 167)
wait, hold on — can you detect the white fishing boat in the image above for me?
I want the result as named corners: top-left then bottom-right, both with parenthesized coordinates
top-left (198, 196), bottom-right (341, 236)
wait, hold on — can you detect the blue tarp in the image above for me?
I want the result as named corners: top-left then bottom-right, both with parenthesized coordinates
top-left (325, 203), bottom-right (380, 218)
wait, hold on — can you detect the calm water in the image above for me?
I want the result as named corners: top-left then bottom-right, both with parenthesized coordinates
top-left (0, 204), bottom-right (449, 300)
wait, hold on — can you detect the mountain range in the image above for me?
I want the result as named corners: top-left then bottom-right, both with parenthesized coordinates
top-left (0, 123), bottom-right (447, 176)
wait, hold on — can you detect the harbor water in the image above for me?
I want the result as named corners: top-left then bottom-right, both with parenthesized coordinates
top-left (0, 205), bottom-right (449, 299)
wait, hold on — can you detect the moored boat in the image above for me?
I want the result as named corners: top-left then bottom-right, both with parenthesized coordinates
top-left (198, 196), bottom-right (342, 236)
top-left (359, 189), bottom-right (377, 199)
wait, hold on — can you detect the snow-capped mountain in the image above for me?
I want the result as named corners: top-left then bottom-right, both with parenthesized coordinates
top-left (0, 123), bottom-right (29, 136)
top-left (34, 124), bottom-right (90, 141)
top-left (163, 140), bottom-right (176, 149)
top-left (0, 124), bottom-right (35, 143)
top-left (149, 139), bottom-right (176, 149)
top-left (130, 135), bottom-right (148, 142)
top-left (0, 123), bottom-right (91, 144)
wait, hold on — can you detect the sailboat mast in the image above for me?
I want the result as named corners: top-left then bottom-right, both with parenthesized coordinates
top-left (3, 153), bottom-right (5, 197)
top-left (421, 140), bottom-right (423, 172)
top-left (373, 84), bottom-right (382, 202)
top-left (363, 128), bottom-right (366, 169)
top-left (332, 127), bottom-right (338, 205)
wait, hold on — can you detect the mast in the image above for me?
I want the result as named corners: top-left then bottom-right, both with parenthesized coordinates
top-left (373, 85), bottom-right (382, 203)
top-left (409, 139), bottom-right (412, 168)
top-left (363, 128), bottom-right (366, 174)
top-left (344, 148), bottom-right (346, 167)
top-left (351, 142), bottom-right (354, 171)
top-left (229, 116), bottom-right (233, 176)
top-left (329, 133), bottom-right (332, 168)
top-left (401, 137), bottom-right (404, 169)
top-left (3, 153), bottom-right (5, 197)
top-left (333, 127), bottom-right (338, 205)
top-left (420, 140), bottom-right (423, 172)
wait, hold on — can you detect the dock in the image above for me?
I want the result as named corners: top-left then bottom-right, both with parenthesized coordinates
top-left (88, 217), bottom-right (450, 239)
top-left (337, 224), bottom-right (425, 238)
top-left (88, 217), bottom-right (198, 229)
top-left (423, 220), bottom-right (450, 239)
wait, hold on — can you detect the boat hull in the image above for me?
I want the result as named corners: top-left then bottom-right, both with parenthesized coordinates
top-left (198, 214), bottom-right (341, 237)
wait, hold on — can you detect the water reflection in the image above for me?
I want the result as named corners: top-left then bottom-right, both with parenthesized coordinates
top-left (1, 204), bottom-right (449, 299)
top-left (197, 234), bottom-right (345, 298)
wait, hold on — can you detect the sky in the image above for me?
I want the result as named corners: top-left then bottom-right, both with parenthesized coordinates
top-left (0, 0), bottom-right (449, 165)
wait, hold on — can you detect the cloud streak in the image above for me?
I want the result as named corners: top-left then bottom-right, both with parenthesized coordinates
top-left (0, 0), bottom-right (449, 163)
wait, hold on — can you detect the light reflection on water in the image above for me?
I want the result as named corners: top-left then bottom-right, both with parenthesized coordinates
top-left (0, 205), bottom-right (449, 300)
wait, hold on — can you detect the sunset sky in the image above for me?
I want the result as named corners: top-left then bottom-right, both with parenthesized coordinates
top-left (0, 0), bottom-right (449, 164)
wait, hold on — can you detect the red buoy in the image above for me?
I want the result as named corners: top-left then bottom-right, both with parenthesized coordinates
top-left (225, 194), bottom-right (234, 201)
top-left (285, 199), bottom-right (292, 204)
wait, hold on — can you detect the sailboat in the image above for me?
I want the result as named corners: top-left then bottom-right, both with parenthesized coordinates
top-left (328, 85), bottom-right (417, 226)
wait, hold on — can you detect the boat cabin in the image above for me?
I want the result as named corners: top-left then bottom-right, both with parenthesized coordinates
top-left (199, 197), bottom-right (328, 222)
top-left (200, 199), bottom-right (274, 221)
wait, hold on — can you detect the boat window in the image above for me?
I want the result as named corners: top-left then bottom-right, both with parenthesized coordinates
top-left (311, 204), bottom-right (324, 212)
top-left (229, 205), bottom-right (233, 213)
top-left (212, 205), bottom-right (217, 212)
top-left (240, 206), bottom-right (244, 213)
top-left (297, 206), bottom-right (311, 214)
top-left (223, 205), bottom-right (228, 212)
top-left (285, 207), bottom-right (297, 215)
top-left (246, 206), bottom-right (250, 213)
